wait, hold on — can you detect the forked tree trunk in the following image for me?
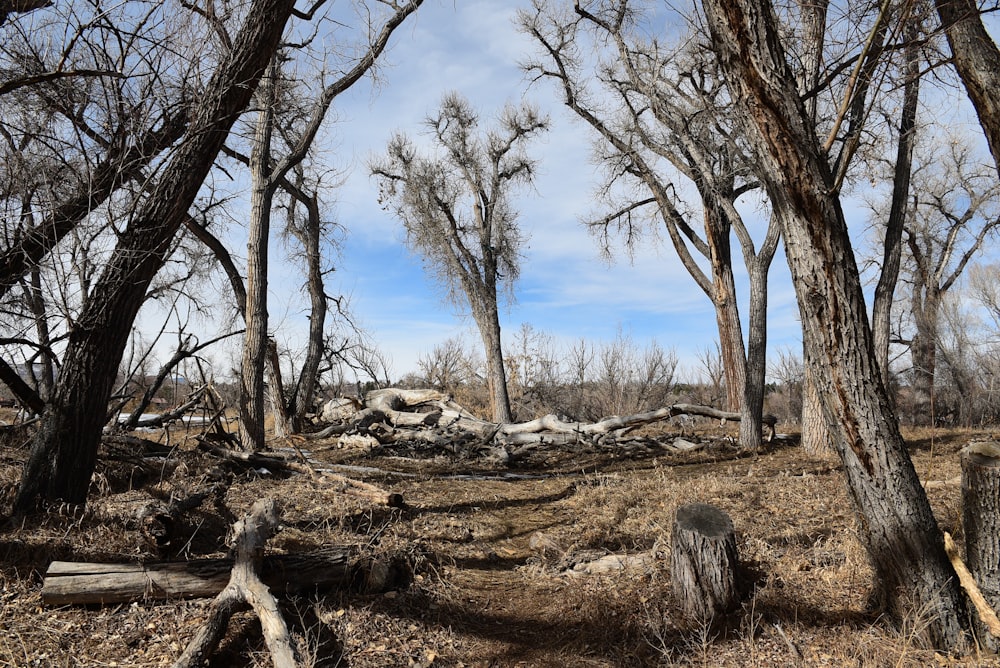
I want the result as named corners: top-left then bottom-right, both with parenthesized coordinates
top-left (703, 0), bottom-right (967, 649)
top-left (13, 0), bottom-right (296, 512)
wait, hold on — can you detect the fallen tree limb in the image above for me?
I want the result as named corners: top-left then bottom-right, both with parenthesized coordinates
top-left (943, 532), bottom-right (1000, 639)
top-left (197, 441), bottom-right (404, 506)
top-left (171, 499), bottom-right (293, 668)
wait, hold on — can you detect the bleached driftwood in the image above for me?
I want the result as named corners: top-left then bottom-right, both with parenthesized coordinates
top-left (315, 388), bottom-right (774, 450)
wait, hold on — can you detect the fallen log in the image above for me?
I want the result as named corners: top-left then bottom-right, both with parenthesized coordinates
top-left (314, 387), bottom-right (776, 449)
top-left (41, 545), bottom-right (399, 606)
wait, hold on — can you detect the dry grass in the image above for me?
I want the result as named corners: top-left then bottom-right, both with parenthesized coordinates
top-left (0, 418), bottom-right (998, 666)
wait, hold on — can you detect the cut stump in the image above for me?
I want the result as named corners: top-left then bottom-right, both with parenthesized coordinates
top-left (671, 503), bottom-right (742, 624)
top-left (962, 441), bottom-right (1000, 650)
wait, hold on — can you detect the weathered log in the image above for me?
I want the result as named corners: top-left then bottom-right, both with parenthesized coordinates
top-left (41, 545), bottom-right (397, 605)
top-left (670, 503), bottom-right (743, 624)
top-left (961, 441), bottom-right (1000, 649)
top-left (317, 388), bottom-right (775, 449)
top-left (943, 532), bottom-right (1000, 642)
top-left (365, 388), bottom-right (450, 412)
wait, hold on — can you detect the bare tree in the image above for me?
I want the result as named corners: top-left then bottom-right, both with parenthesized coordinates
top-left (520, 0), bottom-right (779, 449)
top-left (371, 93), bottom-right (548, 423)
top-left (702, 0), bottom-right (967, 648)
top-left (896, 132), bottom-right (1000, 422)
top-left (13, 0), bottom-right (297, 512)
top-left (200, 0), bottom-right (423, 449)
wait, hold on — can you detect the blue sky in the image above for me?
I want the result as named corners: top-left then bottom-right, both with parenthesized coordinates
top-left (253, 0), bottom-right (989, 383)
top-left (302, 0), bottom-right (801, 380)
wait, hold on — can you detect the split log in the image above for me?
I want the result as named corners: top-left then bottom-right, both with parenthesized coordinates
top-left (172, 499), bottom-right (293, 668)
top-left (670, 503), bottom-right (743, 624)
top-left (961, 441), bottom-right (1000, 650)
top-left (41, 545), bottom-right (398, 605)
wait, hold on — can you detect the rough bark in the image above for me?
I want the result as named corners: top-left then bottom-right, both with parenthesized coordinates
top-left (961, 441), bottom-right (1000, 650)
top-left (800, 352), bottom-right (830, 456)
top-left (935, 0), bottom-right (1000, 176)
top-left (13, 0), bottom-right (296, 512)
top-left (671, 503), bottom-right (742, 624)
top-left (703, 0), bottom-right (967, 649)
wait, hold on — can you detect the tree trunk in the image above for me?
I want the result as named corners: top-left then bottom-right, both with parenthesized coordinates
top-left (872, 20), bottom-right (920, 385)
top-left (671, 503), bottom-right (742, 624)
top-left (739, 257), bottom-right (770, 450)
top-left (705, 208), bottom-right (746, 414)
top-left (910, 289), bottom-right (940, 425)
top-left (703, 0), bottom-right (967, 649)
top-left (800, 348), bottom-right (830, 455)
top-left (961, 441), bottom-right (1000, 651)
top-left (13, 0), bottom-right (295, 512)
top-left (475, 300), bottom-right (512, 423)
top-left (240, 57), bottom-right (278, 452)
top-left (289, 188), bottom-right (327, 432)
top-left (935, 0), bottom-right (1000, 177)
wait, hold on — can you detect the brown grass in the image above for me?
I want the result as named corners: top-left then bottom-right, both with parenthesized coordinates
top-left (0, 420), bottom-right (998, 666)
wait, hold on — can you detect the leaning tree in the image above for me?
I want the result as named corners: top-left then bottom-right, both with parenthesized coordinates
top-left (371, 93), bottom-right (548, 423)
top-left (702, 0), bottom-right (968, 649)
top-left (12, 0), bottom-right (297, 512)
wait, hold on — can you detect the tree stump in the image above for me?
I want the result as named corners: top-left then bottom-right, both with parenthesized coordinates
top-left (671, 503), bottom-right (742, 624)
top-left (962, 441), bottom-right (1000, 651)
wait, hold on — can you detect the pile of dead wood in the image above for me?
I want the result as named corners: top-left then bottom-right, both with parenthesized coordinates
top-left (311, 388), bottom-right (775, 452)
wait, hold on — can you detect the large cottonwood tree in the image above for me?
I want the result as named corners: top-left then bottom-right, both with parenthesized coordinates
top-left (702, 0), bottom-right (967, 649)
top-left (371, 93), bottom-right (547, 423)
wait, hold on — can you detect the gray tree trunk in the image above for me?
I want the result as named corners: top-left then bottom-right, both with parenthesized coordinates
top-left (474, 298), bottom-right (512, 423)
top-left (872, 22), bottom-right (920, 385)
top-left (703, 0), bottom-right (967, 649)
top-left (240, 57), bottom-right (278, 452)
